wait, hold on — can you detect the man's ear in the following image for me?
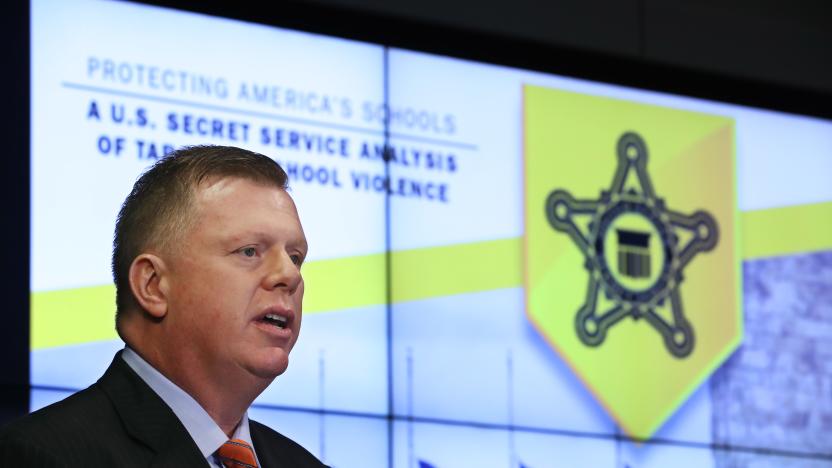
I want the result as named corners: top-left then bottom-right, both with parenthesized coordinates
top-left (128, 254), bottom-right (169, 319)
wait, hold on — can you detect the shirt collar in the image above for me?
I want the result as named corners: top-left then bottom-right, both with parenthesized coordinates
top-left (121, 346), bottom-right (254, 459)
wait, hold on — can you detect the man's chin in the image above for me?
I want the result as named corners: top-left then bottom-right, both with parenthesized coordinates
top-left (245, 353), bottom-right (290, 380)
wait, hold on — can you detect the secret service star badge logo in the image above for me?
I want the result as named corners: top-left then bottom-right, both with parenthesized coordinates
top-left (545, 132), bottom-right (718, 358)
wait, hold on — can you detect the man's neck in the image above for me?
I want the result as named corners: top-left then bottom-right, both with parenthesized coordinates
top-left (131, 343), bottom-right (270, 437)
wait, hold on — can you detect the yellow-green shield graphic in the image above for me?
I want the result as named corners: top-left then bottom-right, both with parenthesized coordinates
top-left (524, 85), bottom-right (743, 439)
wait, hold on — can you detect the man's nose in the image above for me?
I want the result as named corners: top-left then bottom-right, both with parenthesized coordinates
top-left (263, 250), bottom-right (302, 294)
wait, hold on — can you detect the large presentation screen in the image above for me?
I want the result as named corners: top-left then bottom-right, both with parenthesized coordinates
top-left (30, 1), bottom-right (832, 467)
top-left (385, 50), bottom-right (832, 467)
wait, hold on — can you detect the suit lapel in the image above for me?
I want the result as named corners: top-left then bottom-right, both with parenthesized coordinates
top-left (250, 420), bottom-right (287, 468)
top-left (97, 351), bottom-right (207, 466)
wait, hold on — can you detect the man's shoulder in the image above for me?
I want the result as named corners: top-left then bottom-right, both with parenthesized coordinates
top-left (0, 352), bottom-right (175, 467)
top-left (1, 384), bottom-right (115, 439)
top-left (250, 419), bottom-right (328, 468)
top-left (0, 384), bottom-right (130, 465)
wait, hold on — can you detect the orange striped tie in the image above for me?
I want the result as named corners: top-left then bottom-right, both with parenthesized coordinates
top-left (217, 439), bottom-right (258, 468)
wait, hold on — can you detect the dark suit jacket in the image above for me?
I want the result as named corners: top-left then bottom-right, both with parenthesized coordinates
top-left (0, 352), bottom-right (326, 467)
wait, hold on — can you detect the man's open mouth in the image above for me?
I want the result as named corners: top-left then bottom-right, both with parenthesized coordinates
top-left (261, 313), bottom-right (288, 329)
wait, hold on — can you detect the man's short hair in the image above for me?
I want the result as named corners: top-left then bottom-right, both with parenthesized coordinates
top-left (112, 145), bottom-right (289, 319)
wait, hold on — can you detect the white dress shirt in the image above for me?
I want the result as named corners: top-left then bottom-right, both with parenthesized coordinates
top-left (121, 347), bottom-right (261, 467)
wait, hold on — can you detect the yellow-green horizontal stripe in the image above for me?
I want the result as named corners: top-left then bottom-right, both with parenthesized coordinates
top-left (742, 201), bottom-right (832, 260)
top-left (390, 238), bottom-right (523, 303)
top-left (31, 284), bottom-right (118, 350)
top-left (30, 201), bottom-right (832, 350)
top-left (303, 252), bottom-right (387, 312)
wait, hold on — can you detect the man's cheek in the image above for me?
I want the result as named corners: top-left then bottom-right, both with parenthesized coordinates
top-left (296, 280), bottom-right (305, 303)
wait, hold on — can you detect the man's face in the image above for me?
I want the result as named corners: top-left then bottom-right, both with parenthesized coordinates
top-left (163, 177), bottom-right (307, 381)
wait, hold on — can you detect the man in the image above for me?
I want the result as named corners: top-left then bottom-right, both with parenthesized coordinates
top-left (0, 146), bottom-right (326, 467)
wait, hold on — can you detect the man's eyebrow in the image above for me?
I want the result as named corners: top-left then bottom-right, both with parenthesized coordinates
top-left (225, 232), bottom-right (308, 251)
top-left (294, 238), bottom-right (310, 253)
top-left (225, 231), bottom-right (268, 243)
top-left (221, 231), bottom-right (274, 248)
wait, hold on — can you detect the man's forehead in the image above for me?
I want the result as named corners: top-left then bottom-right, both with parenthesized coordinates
top-left (194, 176), bottom-right (290, 205)
top-left (189, 176), bottom-right (304, 237)
top-left (196, 175), bottom-right (261, 195)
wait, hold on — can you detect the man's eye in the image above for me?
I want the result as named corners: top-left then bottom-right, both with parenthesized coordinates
top-left (290, 254), bottom-right (303, 266)
top-left (241, 247), bottom-right (257, 257)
